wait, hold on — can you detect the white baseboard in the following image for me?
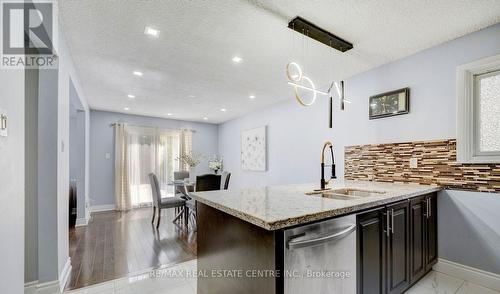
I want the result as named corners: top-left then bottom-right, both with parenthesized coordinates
top-left (24, 280), bottom-right (38, 294)
top-left (25, 280), bottom-right (59, 294)
top-left (75, 208), bottom-right (92, 227)
top-left (434, 258), bottom-right (500, 291)
top-left (75, 217), bottom-right (88, 227)
top-left (24, 258), bottom-right (72, 294)
top-left (59, 257), bottom-right (72, 292)
top-left (90, 204), bottom-right (116, 213)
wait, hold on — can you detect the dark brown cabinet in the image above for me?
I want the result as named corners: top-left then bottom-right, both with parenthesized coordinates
top-left (357, 207), bottom-right (386, 294)
top-left (357, 193), bottom-right (437, 294)
top-left (409, 196), bottom-right (427, 283)
top-left (386, 200), bottom-right (410, 294)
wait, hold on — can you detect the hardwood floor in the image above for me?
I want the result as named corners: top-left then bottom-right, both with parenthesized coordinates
top-left (66, 207), bottom-right (197, 290)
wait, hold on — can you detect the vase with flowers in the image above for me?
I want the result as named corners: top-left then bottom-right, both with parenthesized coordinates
top-left (177, 153), bottom-right (202, 182)
top-left (208, 156), bottom-right (223, 174)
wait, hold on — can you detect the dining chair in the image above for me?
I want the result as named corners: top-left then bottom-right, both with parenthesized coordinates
top-left (185, 174), bottom-right (222, 230)
top-left (196, 174), bottom-right (222, 191)
top-left (223, 172), bottom-right (231, 190)
top-left (174, 171), bottom-right (189, 182)
top-left (173, 171), bottom-right (190, 216)
top-left (149, 173), bottom-right (186, 229)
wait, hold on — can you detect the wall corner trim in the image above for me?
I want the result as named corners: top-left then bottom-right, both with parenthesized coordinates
top-left (434, 258), bottom-right (500, 291)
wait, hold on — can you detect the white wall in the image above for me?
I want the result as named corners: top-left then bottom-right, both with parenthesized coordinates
top-left (218, 23), bottom-right (500, 189)
top-left (0, 64), bottom-right (25, 293)
top-left (37, 67), bottom-right (59, 283)
top-left (69, 82), bottom-right (87, 221)
top-left (25, 68), bottom-right (39, 284)
top-left (438, 190), bottom-right (500, 274)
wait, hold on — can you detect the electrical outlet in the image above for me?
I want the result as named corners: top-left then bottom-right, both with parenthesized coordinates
top-left (410, 158), bottom-right (418, 168)
top-left (105, 152), bottom-right (111, 159)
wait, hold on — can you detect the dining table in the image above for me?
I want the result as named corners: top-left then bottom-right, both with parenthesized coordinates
top-left (168, 180), bottom-right (195, 199)
top-left (168, 180), bottom-right (197, 229)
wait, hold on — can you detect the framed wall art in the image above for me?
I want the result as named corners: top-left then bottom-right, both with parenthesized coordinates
top-left (369, 87), bottom-right (410, 119)
top-left (241, 126), bottom-right (267, 171)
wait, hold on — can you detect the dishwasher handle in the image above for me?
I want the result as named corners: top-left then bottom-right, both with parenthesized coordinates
top-left (287, 224), bottom-right (356, 250)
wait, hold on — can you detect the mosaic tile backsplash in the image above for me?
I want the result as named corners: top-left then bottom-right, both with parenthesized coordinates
top-left (345, 139), bottom-right (499, 192)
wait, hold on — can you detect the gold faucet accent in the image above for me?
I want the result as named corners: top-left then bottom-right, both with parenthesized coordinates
top-left (320, 141), bottom-right (336, 190)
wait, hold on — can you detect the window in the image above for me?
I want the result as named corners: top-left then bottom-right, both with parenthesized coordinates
top-left (126, 126), bottom-right (189, 207)
top-left (457, 54), bottom-right (500, 163)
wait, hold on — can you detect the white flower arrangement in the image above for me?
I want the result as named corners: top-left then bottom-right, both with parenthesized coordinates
top-left (177, 153), bottom-right (202, 167)
top-left (208, 156), bottom-right (223, 173)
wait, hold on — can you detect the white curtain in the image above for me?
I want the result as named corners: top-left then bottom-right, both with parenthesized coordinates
top-left (156, 129), bottom-right (181, 195)
top-left (127, 126), bottom-right (156, 207)
top-left (179, 129), bottom-right (193, 171)
top-left (114, 124), bottom-right (189, 210)
top-left (114, 123), bottom-right (131, 211)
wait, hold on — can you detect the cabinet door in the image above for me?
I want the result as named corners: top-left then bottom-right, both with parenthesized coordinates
top-left (409, 196), bottom-right (426, 283)
top-left (357, 208), bottom-right (386, 294)
top-left (386, 200), bottom-right (410, 294)
top-left (425, 193), bottom-right (438, 270)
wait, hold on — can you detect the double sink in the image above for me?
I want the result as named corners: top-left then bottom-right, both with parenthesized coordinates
top-left (306, 188), bottom-right (386, 200)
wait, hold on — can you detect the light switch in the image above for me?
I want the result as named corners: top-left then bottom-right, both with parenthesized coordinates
top-left (105, 153), bottom-right (111, 159)
top-left (410, 158), bottom-right (418, 168)
top-left (0, 109), bottom-right (8, 137)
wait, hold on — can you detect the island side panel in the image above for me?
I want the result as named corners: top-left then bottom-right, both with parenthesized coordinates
top-left (197, 202), bottom-right (281, 294)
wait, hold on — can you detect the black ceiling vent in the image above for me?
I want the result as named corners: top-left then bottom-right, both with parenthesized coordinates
top-left (288, 16), bottom-right (353, 52)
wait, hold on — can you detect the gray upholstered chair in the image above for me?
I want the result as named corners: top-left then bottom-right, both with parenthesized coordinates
top-left (173, 171), bottom-right (192, 218)
top-left (174, 171), bottom-right (189, 182)
top-left (149, 173), bottom-right (186, 228)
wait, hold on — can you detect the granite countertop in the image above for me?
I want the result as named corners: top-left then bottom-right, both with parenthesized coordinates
top-left (190, 180), bottom-right (442, 230)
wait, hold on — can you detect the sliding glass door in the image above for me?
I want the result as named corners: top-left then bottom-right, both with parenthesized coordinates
top-left (126, 126), bottom-right (182, 208)
top-left (156, 130), bottom-right (180, 197)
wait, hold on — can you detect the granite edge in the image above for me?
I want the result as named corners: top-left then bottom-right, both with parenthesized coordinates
top-left (191, 186), bottom-right (442, 231)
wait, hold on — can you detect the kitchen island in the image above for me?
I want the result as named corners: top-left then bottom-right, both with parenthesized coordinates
top-left (191, 180), bottom-right (441, 294)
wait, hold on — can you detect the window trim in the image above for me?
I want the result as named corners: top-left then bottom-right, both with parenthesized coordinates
top-left (457, 53), bottom-right (500, 163)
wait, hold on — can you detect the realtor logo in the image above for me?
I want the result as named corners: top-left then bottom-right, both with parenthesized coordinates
top-left (1, 0), bottom-right (57, 69)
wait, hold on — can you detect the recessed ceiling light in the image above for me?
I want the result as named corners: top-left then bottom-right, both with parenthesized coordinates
top-left (133, 71), bottom-right (143, 77)
top-left (127, 94), bottom-right (135, 99)
top-left (232, 56), bottom-right (242, 63)
top-left (220, 108), bottom-right (227, 112)
top-left (144, 26), bottom-right (160, 37)
top-left (188, 95), bottom-right (196, 98)
top-left (249, 95), bottom-right (256, 99)
top-left (203, 117), bottom-right (208, 120)
top-left (124, 107), bottom-right (130, 111)
top-left (167, 113), bottom-right (173, 116)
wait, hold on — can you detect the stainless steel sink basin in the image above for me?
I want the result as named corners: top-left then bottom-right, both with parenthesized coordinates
top-left (306, 188), bottom-right (386, 199)
top-left (329, 188), bottom-right (386, 197)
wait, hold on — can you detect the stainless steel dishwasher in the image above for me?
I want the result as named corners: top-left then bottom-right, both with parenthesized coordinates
top-left (284, 214), bottom-right (357, 294)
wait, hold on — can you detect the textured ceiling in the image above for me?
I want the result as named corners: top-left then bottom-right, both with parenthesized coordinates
top-left (59, 0), bottom-right (500, 123)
